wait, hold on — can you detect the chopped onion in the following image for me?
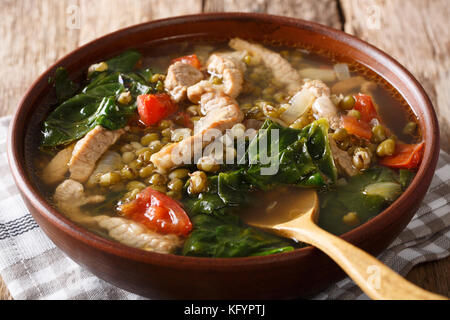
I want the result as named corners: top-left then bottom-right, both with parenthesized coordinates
top-left (334, 63), bottom-right (351, 80)
top-left (279, 89), bottom-right (316, 124)
top-left (299, 68), bottom-right (337, 82)
top-left (363, 182), bottom-right (401, 201)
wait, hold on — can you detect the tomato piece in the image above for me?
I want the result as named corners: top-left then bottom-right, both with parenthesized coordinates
top-left (379, 142), bottom-right (424, 169)
top-left (137, 93), bottom-right (177, 126)
top-left (353, 94), bottom-right (380, 123)
top-left (171, 54), bottom-right (202, 69)
top-left (119, 187), bottom-right (192, 236)
top-left (341, 115), bottom-right (373, 140)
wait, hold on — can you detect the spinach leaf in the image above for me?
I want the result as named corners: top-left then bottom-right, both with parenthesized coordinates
top-left (105, 50), bottom-right (142, 73)
top-left (183, 119), bottom-right (337, 220)
top-left (52, 67), bottom-right (79, 103)
top-left (217, 169), bottom-right (251, 206)
top-left (42, 95), bottom-right (136, 147)
top-left (399, 169), bottom-right (416, 189)
top-left (242, 118), bottom-right (337, 190)
top-left (182, 214), bottom-right (295, 257)
top-left (181, 119), bottom-right (337, 257)
top-left (318, 166), bottom-right (405, 235)
top-left (184, 173), bottom-right (251, 219)
top-left (41, 50), bottom-right (155, 147)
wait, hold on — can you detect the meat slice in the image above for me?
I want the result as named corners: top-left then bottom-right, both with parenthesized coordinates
top-left (164, 61), bottom-right (204, 102)
top-left (194, 97), bottom-right (244, 134)
top-left (41, 145), bottom-right (74, 185)
top-left (328, 135), bottom-right (358, 177)
top-left (302, 79), bottom-right (331, 98)
top-left (196, 90), bottom-right (241, 118)
top-left (229, 37), bottom-right (303, 94)
top-left (187, 80), bottom-right (218, 104)
top-left (69, 126), bottom-right (124, 183)
top-left (93, 215), bottom-right (181, 253)
top-left (299, 79), bottom-right (340, 130)
top-left (187, 52), bottom-right (246, 103)
top-left (312, 96), bottom-right (341, 130)
top-left (54, 179), bottom-right (180, 254)
top-left (206, 53), bottom-right (246, 98)
top-left (151, 92), bottom-right (244, 172)
top-left (54, 179), bottom-right (106, 220)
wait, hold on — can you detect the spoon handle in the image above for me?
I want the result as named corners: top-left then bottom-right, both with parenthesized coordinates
top-left (288, 219), bottom-right (447, 300)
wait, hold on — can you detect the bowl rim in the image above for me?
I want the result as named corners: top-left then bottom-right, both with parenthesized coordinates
top-left (7, 12), bottom-right (440, 270)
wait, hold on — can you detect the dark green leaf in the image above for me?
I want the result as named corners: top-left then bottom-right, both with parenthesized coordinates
top-left (53, 67), bottom-right (79, 103)
top-left (242, 118), bottom-right (337, 190)
top-left (399, 169), bottom-right (416, 189)
top-left (106, 50), bottom-right (142, 73)
top-left (41, 50), bottom-right (155, 147)
top-left (182, 215), bottom-right (295, 257)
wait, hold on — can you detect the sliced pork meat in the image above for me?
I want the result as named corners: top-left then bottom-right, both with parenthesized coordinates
top-left (41, 145), bottom-right (74, 185)
top-left (312, 96), bottom-right (341, 130)
top-left (187, 51), bottom-right (246, 104)
top-left (93, 215), bottom-right (182, 253)
top-left (328, 135), bottom-right (358, 177)
top-left (164, 61), bottom-right (204, 102)
top-left (302, 79), bottom-right (331, 98)
top-left (54, 179), bottom-right (180, 254)
top-left (194, 96), bottom-right (244, 134)
top-left (69, 125), bottom-right (124, 183)
top-left (206, 53), bottom-right (246, 98)
top-left (151, 92), bottom-right (243, 172)
top-left (187, 80), bottom-right (218, 104)
top-left (229, 37), bottom-right (303, 94)
top-left (197, 90), bottom-right (241, 117)
top-left (54, 179), bottom-right (106, 220)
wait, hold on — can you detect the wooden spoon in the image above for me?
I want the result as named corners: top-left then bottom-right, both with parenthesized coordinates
top-left (241, 189), bottom-right (447, 300)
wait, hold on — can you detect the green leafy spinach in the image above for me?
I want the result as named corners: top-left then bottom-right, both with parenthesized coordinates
top-left (181, 214), bottom-right (295, 257)
top-left (181, 118), bottom-right (337, 257)
top-left (41, 50), bottom-right (155, 147)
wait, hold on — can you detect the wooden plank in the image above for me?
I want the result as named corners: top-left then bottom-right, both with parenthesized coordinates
top-left (0, 0), bottom-right (203, 117)
top-left (77, 0), bottom-right (203, 45)
top-left (204, 0), bottom-right (342, 28)
top-left (340, 0), bottom-right (450, 297)
top-left (0, 0), bottom-right (79, 116)
top-left (340, 0), bottom-right (450, 152)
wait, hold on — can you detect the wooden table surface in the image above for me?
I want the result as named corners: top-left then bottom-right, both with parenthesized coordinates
top-left (0, 0), bottom-right (449, 299)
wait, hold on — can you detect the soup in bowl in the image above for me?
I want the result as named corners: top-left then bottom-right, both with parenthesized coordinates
top-left (9, 13), bottom-right (439, 298)
top-left (34, 39), bottom-right (424, 256)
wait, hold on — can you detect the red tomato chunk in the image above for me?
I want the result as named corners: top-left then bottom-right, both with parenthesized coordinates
top-left (171, 54), bottom-right (202, 70)
top-left (119, 187), bottom-right (192, 236)
top-left (137, 93), bottom-right (177, 126)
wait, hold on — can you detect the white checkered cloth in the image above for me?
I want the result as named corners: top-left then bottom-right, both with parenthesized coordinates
top-left (0, 115), bottom-right (449, 300)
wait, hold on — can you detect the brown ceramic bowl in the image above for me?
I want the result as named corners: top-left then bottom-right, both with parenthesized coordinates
top-left (7, 13), bottom-right (440, 299)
